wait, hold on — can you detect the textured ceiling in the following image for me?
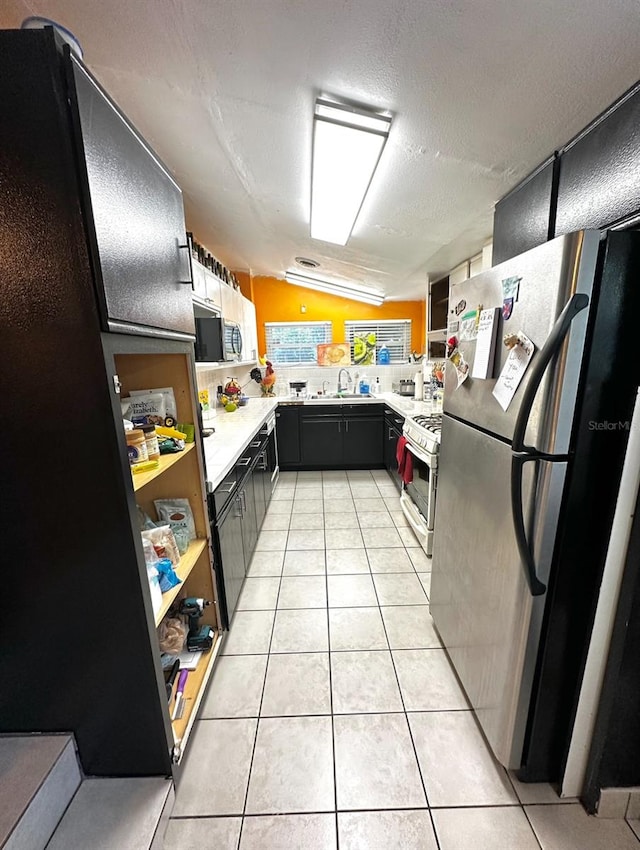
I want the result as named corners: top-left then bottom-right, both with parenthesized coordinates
top-left (3, 0), bottom-right (640, 299)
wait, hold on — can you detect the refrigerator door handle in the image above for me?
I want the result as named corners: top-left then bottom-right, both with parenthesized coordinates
top-left (512, 292), bottom-right (590, 455)
top-left (511, 454), bottom-right (547, 596)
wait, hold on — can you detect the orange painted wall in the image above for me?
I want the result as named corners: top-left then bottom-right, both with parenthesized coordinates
top-left (250, 275), bottom-right (425, 356)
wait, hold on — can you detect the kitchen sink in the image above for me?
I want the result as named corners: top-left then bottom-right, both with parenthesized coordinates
top-left (308, 392), bottom-right (372, 399)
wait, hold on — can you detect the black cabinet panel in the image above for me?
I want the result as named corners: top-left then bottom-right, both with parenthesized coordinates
top-left (276, 407), bottom-right (301, 467)
top-left (70, 57), bottom-right (194, 337)
top-left (301, 417), bottom-right (343, 467)
top-left (240, 470), bottom-right (258, 562)
top-left (384, 423), bottom-right (402, 490)
top-left (492, 158), bottom-right (558, 265)
top-left (343, 416), bottom-right (384, 467)
top-left (216, 498), bottom-right (245, 628)
top-left (556, 84), bottom-right (640, 236)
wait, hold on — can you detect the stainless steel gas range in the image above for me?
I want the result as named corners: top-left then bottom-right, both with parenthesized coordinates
top-left (400, 413), bottom-right (442, 556)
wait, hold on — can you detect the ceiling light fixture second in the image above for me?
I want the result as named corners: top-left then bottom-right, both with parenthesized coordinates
top-left (285, 270), bottom-right (385, 306)
top-left (310, 97), bottom-right (391, 246)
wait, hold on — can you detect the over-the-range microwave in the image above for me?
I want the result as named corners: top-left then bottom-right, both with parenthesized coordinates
top-left (194, 317), bottom-right (243, 362)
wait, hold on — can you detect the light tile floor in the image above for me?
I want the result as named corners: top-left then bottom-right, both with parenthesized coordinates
top-left (169, 470), bottom-right (640, 850)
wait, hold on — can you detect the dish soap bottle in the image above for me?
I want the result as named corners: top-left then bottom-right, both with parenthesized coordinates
top-left (378, 345), bottom-right (390, 365)
top-left (359, 374), bottom-right (370, 394)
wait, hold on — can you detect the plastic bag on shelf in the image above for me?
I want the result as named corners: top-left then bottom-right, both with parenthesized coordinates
top-left (141, 525), bottom-right (181, 567)
top-left (157, 617), bottom-right (186, 654)
top-left (154, 499), bottom-right (196, 553)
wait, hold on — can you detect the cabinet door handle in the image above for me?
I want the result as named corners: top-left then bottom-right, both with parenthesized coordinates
top-left (250, 441), bottom-right (261, 448)
top-left (345, 420), bottom-right (349, 432)
top-left (237, 457), bottom-right (251, 467)
top-left (241, 491), bottom-right (247, 513)
top-left (218, 481), bottom-right (237, 495)
top-left (389, 427), bottom-right (393, 440)
top-left (337, 421), bottom-right (341, 433)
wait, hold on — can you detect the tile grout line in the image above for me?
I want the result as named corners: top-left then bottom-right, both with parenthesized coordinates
top-left (236, 513), bottom-right (287, 850)
top-left (324, 546), bottom-right (341, 850)
top-left (368, 561), bottom-right (443, 849)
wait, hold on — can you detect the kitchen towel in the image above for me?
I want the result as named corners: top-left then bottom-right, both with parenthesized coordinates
top-left (396, 435), bottom-right (414, 485)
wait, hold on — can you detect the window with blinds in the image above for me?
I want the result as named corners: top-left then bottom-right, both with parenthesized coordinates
top-left (344, 319), bottom-right (411, 363)
top-left (265, 321), bottom-right (332, 364)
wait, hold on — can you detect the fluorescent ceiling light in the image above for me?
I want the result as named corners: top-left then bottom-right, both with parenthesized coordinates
top-left (311, 97), bottom-right (391, 246)
top-left (285, 270), bottom-right (385, 306)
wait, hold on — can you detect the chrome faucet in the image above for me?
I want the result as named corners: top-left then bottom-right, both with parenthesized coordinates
top-left (337, 368), bottom-right (351, 393)
top-left (322, 380), bottom-right (330, 396)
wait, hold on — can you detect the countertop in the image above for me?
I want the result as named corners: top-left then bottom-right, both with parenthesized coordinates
top-left (201, 392), bottom-right (440, 491)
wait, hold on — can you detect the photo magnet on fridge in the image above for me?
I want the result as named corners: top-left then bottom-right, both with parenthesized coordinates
top-left (503, 297), bottom-right (514, 320)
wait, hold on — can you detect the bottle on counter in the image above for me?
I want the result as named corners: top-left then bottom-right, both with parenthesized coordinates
top-left (378, 345), bottom-right (390, 365)
top-left (414, 371), bottom-right (424, 400)
top-left (372, 377), bottom-right (382, 395)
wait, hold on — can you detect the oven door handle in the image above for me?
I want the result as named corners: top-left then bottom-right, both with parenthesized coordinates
top-left (405, 440), bottom-right (432, 466)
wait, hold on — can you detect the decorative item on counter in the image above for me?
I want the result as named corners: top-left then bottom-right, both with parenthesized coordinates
top-left (260, 360), bottom-right (276, 396)
top-left (198, 389), bottom-right (210, 413)
top-left (126, 428), bottom-right (148, 465)
top-left (158, 617), bottom-right (186, 654)
top-left (316, 343), bottom-right (351, 366)
top-left (353, 333), bottom-right (376, 365)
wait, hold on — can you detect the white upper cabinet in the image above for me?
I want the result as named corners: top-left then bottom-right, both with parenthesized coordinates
top-left (241, 297), bottom-right (258, 361)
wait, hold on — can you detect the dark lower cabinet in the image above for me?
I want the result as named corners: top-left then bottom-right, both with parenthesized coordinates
top-left (343, 416), bottom-right (383, 466)
top-left (254, 450), bottom-right (268, 530)
top-left (283, 403), bottom-right (385, 469)
top-left (301, 416), bottom-right (343, 467)
top-left (239, 469), bottom-right (258, 564)
top-left (276, 406), bottom-right (301, 466)
top-left (384, 421), bottom-right (403, 489)
top-left (214, 494), bottom-right (245, 628)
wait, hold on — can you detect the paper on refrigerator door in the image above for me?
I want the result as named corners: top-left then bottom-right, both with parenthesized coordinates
top-left (472, 307), bottom-right (501, 379)
top-left (492, 332), bottom-right (535, 411)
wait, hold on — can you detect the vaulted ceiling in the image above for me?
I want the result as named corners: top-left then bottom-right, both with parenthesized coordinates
top-left (4, 0), bottom-right (640, 299)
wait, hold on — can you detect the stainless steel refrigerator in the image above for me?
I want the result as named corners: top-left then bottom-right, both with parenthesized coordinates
top-left (430, 229), bottom-right (640, 785)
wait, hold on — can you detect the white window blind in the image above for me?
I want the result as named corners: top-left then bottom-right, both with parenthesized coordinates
top-left (265, 321), bottom-right (332, 364)
top-left (344, 319), bottom-right (411, 363)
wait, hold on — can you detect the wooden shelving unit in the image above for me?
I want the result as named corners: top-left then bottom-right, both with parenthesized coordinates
top-left (132, 442), bottom-right (196, 492)
top-left (154, 538), bottom-right (208, 626)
